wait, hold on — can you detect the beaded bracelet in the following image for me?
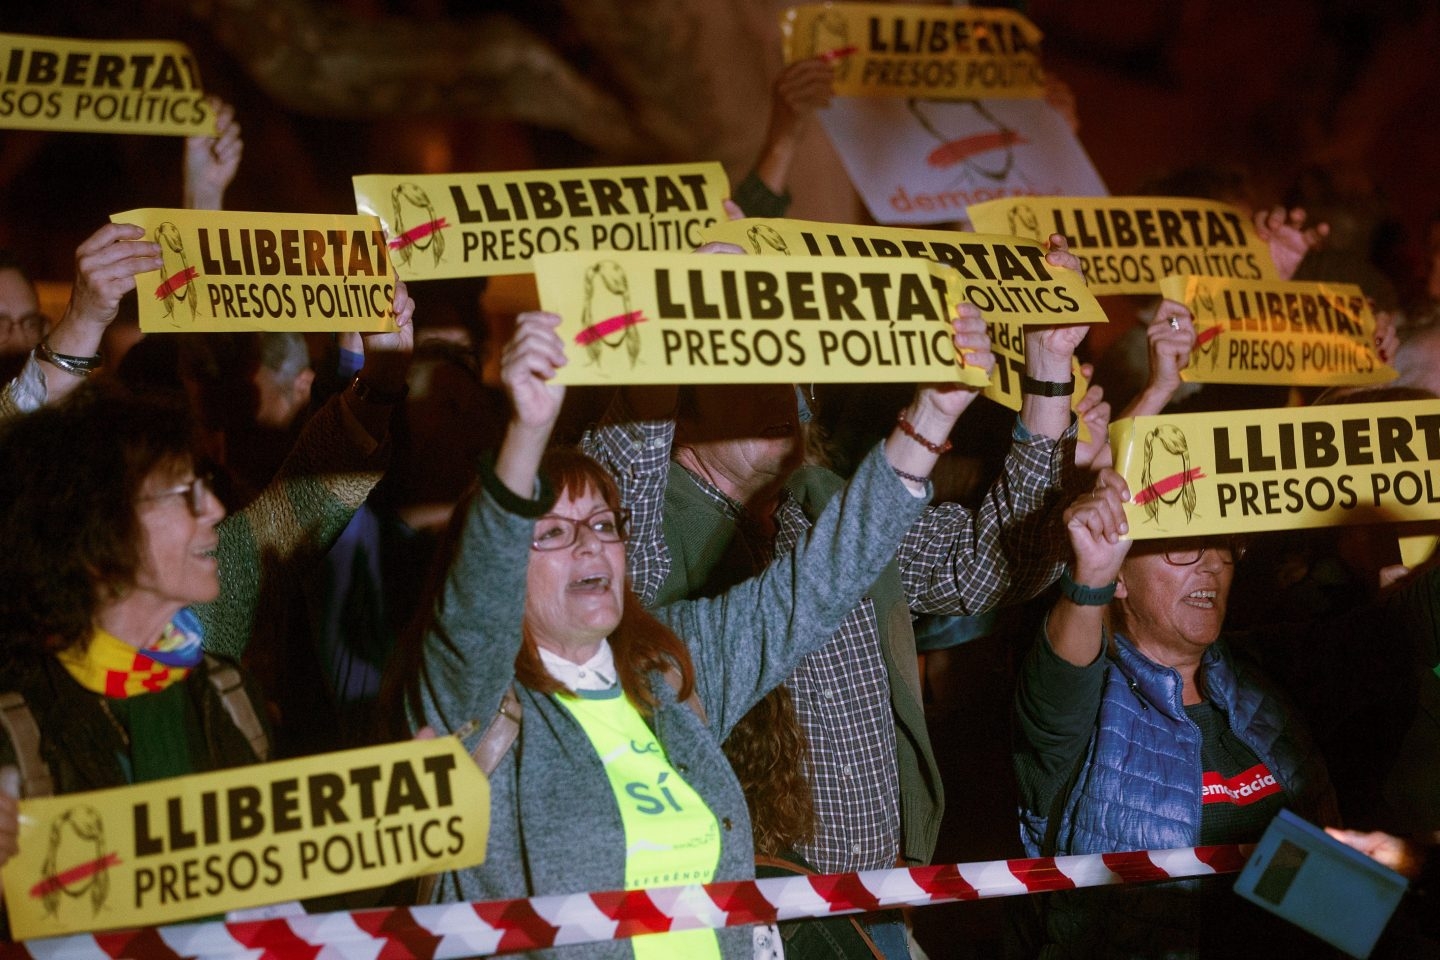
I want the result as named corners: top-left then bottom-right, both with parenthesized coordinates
top-left (896, 410), bottom-right (952, 455)
top-left (35, 340), bottom-right (101, 377)
top-left (891, 465), bottom-right (930, 485)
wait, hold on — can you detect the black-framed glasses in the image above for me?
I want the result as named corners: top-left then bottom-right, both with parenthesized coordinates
top-left (139, 473), bottom-right (214, 517)
top-left (531, 508), bottom-right (630, 551)
top-left (0, 312), bottom-right (45, 339)
top-left (1158, 537), bottom-right (1247, 567)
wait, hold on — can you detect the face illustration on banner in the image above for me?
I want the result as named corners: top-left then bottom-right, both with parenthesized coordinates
top-left (579, 260), bottom-right (640, 367)
top-left (37, 805), bottom-right (112, 920)
top-left (1139, 425), bottom-right (1201, 530)
top-left (809, 12), bottom-right (853, 81)
top-left (747, 224), bottom-right (791, 256)
top-left (1190, 282), bottom-right (1224, 371)
top-left (907, 99), bottom-right (1027, 191)
top-left (155, 221), bottom-right (199, 325)
top-left (1007, 204), bottom-right (1042, 241)
top-left (390, 183), bottom-right (447, 268)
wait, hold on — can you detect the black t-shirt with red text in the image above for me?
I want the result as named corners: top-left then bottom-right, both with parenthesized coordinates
top-left (1187, 699), bottom-right (1289, 845)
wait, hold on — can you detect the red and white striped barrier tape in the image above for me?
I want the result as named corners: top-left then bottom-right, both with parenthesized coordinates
top-left (1, 844), bottom-right (1251, 960)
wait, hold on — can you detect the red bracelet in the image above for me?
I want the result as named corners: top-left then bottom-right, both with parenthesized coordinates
top-left (896, 410), bottom-right (952, 455)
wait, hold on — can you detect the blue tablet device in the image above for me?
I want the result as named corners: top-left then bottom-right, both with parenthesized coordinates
top-left (1233, 809), bottom-right (1409, 959)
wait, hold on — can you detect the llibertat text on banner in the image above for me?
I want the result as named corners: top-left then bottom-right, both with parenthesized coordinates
top-left (353, 163), bottom-right (729, 280)
top-left (1160, 274), bottom-right (1396, 387)
top-left (702, 217), bottom-right (1100, 412)
top-left (1110, 400), bottom-right (1440, 540)
top-left (112, 208), bottom-right (399, 334)
top-left (969, 196), bottom-right (1276, 296)
top-left (1, 738), bottom-right (490, 940)
top-left (780, 4), bottom-right (1046, 99)
top-left (0, 34), bottom-right (216, 136)
top-left (533, 250), bottom-right (988, 388)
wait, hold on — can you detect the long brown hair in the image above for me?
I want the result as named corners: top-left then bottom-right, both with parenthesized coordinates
top-left (518, 448), bottom-right (696, 713)
top-left (722, 686), bottom-right (816, 856)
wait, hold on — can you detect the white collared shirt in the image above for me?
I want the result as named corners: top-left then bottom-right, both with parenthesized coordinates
top-left (538, 640), bottom-right (618, 692)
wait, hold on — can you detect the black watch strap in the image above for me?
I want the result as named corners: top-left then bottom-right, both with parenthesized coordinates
top-left (1021, 374), bottom-right (1075, 397)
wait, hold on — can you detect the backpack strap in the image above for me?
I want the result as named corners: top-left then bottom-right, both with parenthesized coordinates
top-left (0, 691), bottom-right (55, 798)
top-left (469, 685), bottom-right (523, 775)
top-left (203, 655), bottom-right (270, 763)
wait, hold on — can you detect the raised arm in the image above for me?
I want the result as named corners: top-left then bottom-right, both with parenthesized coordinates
top-left (199, 285), bottom-right (414, 658)
top-left (900, 242), bottom-right (1086, 614)
top-left (1013, 469), bottom-right (1130, 828)
top-left (0, 224), bottom-right (162, 416)
top-left (659, 306), bottom-right (993, 735)
top-left (731, 56), bottom-right (836, 218)
top-left (411, 310), bottom-right (564, 734)
top-left (183, 97), bottom-right (243, 211)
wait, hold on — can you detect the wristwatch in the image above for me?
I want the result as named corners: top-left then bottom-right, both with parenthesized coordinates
top-left (1020, 374), bottom-right (1075, 397)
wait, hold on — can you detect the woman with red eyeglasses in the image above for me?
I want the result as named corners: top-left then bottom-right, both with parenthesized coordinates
top-left (1010, 468), bottom-right (1440, 958)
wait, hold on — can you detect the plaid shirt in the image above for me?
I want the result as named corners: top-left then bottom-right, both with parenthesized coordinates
top-left (583, 399), bottom-right (1073, 872)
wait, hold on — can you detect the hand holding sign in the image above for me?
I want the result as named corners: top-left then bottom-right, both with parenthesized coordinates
top-left (183, 98), bottom-right (243, 211)
top-left (1065, 469), bottom-right (1132, 586)
top-left (916, 301), bottom-right (995, 420)
top-left (1073, 375), bottom-right (1114, 471)
top-left (64, 223), bottom-right (164, 332)
top-left (1252, 205), bottom-right (1328, 281)
top-left (503, 311), bottom-right (568, 432)
top-left (1131, 300), bottom-right (1196, 417)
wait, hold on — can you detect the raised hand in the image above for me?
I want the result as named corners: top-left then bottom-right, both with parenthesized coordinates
top-left (1253, 205), bottom-right (1327, 281)
top-left (916, 301), bottom-right (996, 421)
top-left (502, 311), bottom-right (568, 432)
top-left (1064, 468), bottom-right (1132, 588)
top-left (183, 98), bottom-right (244, 211)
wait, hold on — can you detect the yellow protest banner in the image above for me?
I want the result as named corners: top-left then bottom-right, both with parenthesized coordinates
top-left (702, 217), bottom-right (1098, 413)
top-left (353, 163), bottom-right (729, 280)
top-left (968, 196), bottom-right (1277, 296)
top-left (533, 250), bottom-right (987, 387)
top-left (0, 34), bottom-right (215, 136)
top-left (1109, 400), bottom-right (1440, 540)
top-left (2, 738), bottom-right (489, 939)
top-left (1159, 275), bottom-right (1396, 387)
top-left (111, 208), bottom-right (398, 333)
top-left (780, 4), bottom-right (1044, 99)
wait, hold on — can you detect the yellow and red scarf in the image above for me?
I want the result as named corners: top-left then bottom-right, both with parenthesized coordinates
top-left (58, 610), bottom-right (204, 698)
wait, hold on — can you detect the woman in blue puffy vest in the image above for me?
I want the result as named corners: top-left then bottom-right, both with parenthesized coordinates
top-left (1010, 465), bottom-right (1440, 959)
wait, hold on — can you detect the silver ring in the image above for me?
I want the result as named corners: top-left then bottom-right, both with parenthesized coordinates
top-left (1168, 317), bottom-right (1180, 330)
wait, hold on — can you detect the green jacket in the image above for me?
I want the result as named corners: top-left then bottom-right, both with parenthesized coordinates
top-left (655, 462), bottom-right (942, 866)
